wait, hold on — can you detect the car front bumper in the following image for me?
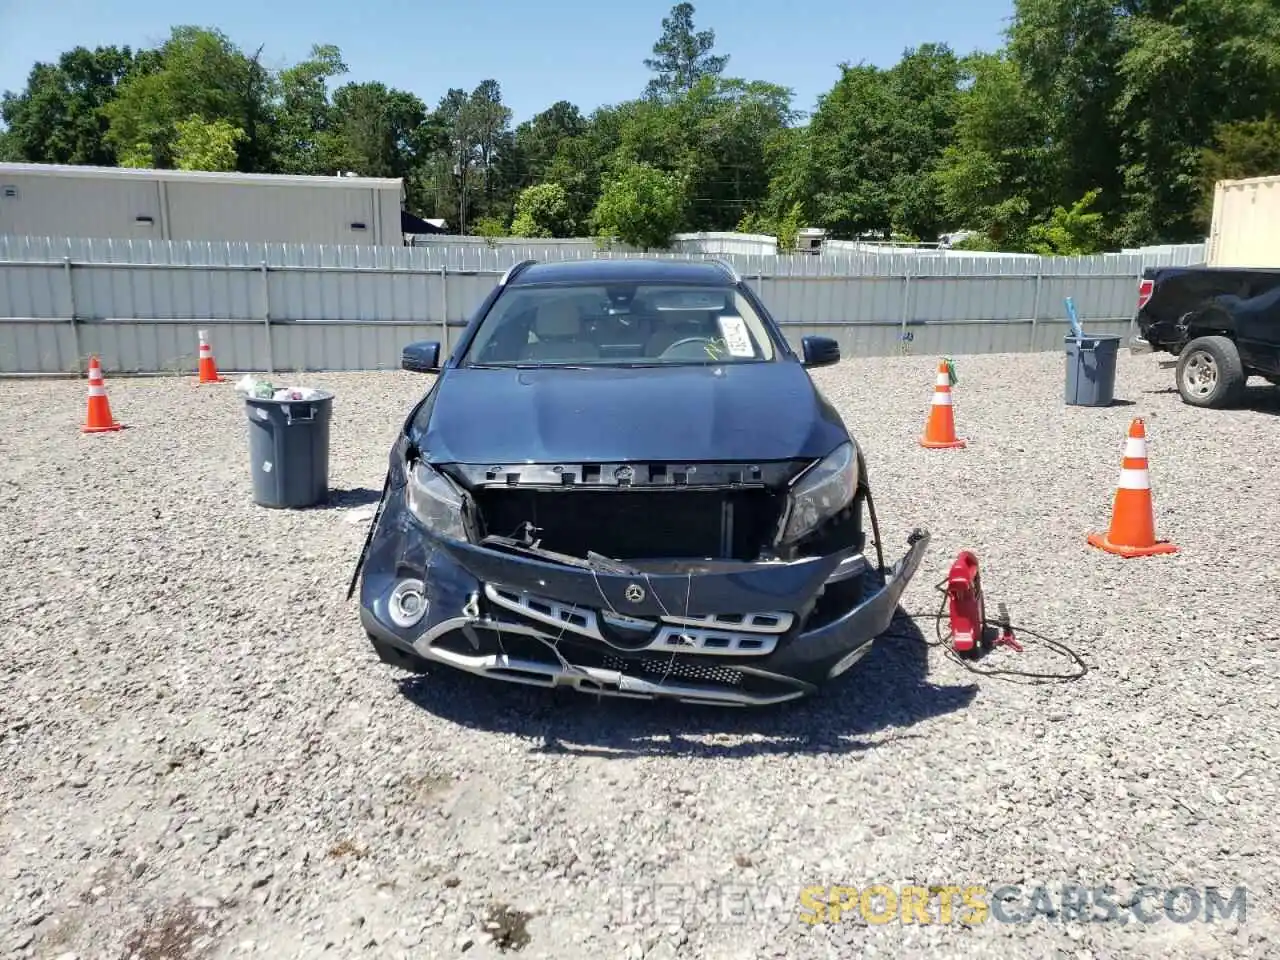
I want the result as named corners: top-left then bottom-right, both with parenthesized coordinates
top-left (358, 495), bottom-right (930, 706)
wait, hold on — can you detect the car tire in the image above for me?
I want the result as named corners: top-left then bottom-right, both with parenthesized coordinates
top-left (368, 633), bottom-right (431, 674)
top-left (1175, 335), bottom-right (1246, 408)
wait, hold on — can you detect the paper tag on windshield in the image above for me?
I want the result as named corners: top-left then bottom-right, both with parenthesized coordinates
top-left (717, 315), bottom-right (755, 357)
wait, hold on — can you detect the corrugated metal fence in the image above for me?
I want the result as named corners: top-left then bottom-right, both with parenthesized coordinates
top-left (409, 232), bottom-right (1207, 266)
top-left (408, 230), bottom-right (783, 258)
top-left (0, 234), bottom-right (1205, 374)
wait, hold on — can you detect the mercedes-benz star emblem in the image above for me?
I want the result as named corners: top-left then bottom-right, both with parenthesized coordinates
top-left (624, 583), bottom-right (645, 603)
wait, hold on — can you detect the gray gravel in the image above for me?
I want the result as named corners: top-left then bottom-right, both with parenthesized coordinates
top-left (2, 351), bottom-right (1279, 960)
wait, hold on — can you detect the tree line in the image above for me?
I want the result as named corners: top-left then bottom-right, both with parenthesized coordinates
top-left (2, 1), bottom-right (1279, 253)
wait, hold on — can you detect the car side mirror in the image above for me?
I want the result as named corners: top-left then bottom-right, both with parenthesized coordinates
top-left (401, 340), bottom-right (441, 373)
top-left (801, 335), bottom-right (840, 368)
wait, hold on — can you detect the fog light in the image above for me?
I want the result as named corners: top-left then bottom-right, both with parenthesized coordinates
top-left (827, 643), bottom-right (872, 680)
top-left (389, 578), bottom-right (428, 628)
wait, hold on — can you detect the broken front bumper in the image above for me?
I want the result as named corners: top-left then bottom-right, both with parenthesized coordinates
top-left (358, 496), bottom-right (930, 706)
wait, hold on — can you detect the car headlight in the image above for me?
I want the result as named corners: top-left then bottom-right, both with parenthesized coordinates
top-left (780, 441), bottom-right (859, 543)
top-left (405, 460), bottom-right (468, 540)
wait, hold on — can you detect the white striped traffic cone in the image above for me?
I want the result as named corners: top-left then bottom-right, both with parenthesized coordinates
top-left (1087, 418), bottom-right (1177, 557)
top-left (81, 356), bottom-right (123, 433)
top-left (196, 329), bottom-right (229, 384)
top-left (920, 358), bottom-right (965, 449)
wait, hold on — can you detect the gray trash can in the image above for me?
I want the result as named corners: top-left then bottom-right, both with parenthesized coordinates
top-left (1064, 335), bottom-right (1120, 407)
top-left (245, 390), bottom-right (334, 508)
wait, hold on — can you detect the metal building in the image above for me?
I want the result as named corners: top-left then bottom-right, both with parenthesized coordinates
top-left (1206, 173), bottom-right (1280, 268)
top-left (0, 162), bottom-right (415, 245)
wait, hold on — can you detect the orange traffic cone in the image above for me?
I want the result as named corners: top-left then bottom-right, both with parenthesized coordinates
top-left (920, 358), bottom-right (966, 449)
top-left (81, 356), bottom-right (123, 433)
top-left (196, 329), bottom-right (229, 385)
top-left (1087, 418), bottom-right (1177, 558)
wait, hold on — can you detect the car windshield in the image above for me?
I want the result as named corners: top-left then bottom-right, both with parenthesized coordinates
top-left (460, 281), bottom-right (777, 367)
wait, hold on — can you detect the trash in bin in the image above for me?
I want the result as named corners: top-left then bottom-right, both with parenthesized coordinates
top-left (271, 387), bottom-right (324, 401)
top-left (244, 388), bottom-right (335, 508)
top-left (234, 374), bottom-right (276, 399)
top-left (236, 374), bottom-right (327, 403)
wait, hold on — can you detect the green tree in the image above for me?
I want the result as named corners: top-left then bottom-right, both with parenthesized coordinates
top-left (933, 51), bottom-right (1056, 249)
top-left (326, 82), bottom-right (428, 179)
top-left (795, 63), bottom-right (897, 237)
top-left (591, 163), bottom-right (686, 249)
top-left (118, 141), bottom-right (156, 169)
top-left (103, 26), bottom-right (273, 170)
top-left (0, 46), bottom-right (139, 165)
top-left (510, 182), bottom-right (573, 237)
top-left (430, 87), bottom-right (474, 230)
top-left (511, 101), bottom-right (585, 176)
top-left (1008, 0), bottom-right (1280, 245)
top-left (1024, 188), bottom-right (1107, 254)
top-left (470, 216), bottom-right (508, 241)
top-left (172, 115), bottom-right (244, 171)
top-left (597, 75), bottom-right (794, 232)
top-left (643, 3), bottom-right (729, 100)
top-left (884, 44), bottom-right (962, 240)
top-left (756, 126), bottom-right (820, 231)
top-left (428, 83), bottom-right (515, 232)
top-left (737, 199), bottom-right (803, 249)
top-left (672, 77), bottom-right (796, 230)
top-left (545, 128), bottom-right (612, 234)
top-left (1007, 0), bottom-right (1127, 234)
top-left (1111, 0), bottom-right (1280, 244)
top-left (497, 100), bottom-right (586, 204)
top-left (1195, 116), bottom-right (1280, 228)
top-left (768, 46), bottom-right (961, 242)
top-left (462, 79), bottom-right (515, 217)
top-left (273, 43), bottom-right (348, 175)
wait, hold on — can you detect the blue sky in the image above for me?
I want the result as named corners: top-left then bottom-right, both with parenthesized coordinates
top-left (0, 0), bottom-right (1016, 124)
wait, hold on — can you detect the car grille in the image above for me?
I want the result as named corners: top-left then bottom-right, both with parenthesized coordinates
top-left (600, 653), bottom-right (745, 687)
top-left (483, 583), bottom-right (793, 657)
top-left (470, 488), bottom-right (785, 561)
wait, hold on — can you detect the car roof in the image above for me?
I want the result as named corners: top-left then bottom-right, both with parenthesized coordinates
top-left (508, 258), bottom-right (738, 287)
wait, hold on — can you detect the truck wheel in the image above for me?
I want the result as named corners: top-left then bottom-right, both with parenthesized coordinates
top-left (1175, 336), bottom-right (1246, 408)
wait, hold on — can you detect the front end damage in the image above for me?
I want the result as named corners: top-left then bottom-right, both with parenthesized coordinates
top-left (354, 437), bottom-right (930, 706)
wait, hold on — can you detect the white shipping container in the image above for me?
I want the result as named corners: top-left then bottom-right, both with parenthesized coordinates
top-left (0, 162), bottom-right (405, 246)
top-left (1206, 174), bottom-right (1280, 268)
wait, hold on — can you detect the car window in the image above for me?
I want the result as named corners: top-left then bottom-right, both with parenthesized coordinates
top-left (461, 282), bottom-right (777, 366)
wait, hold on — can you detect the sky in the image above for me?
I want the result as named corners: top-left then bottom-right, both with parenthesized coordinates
top-left (0, 0), bottom-right (1017, 124)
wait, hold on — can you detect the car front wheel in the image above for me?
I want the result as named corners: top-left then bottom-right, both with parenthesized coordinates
top-left (1175, 335), bottom-right (1246, 409)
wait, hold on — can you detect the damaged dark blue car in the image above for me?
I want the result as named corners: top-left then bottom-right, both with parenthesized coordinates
top-left (350, 258), bottom-right (930, 706)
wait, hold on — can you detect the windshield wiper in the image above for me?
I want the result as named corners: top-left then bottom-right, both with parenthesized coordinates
top-left (616, 360), bottom-right (750, 368)
top-left (467, 362), bottom-right (594, 370)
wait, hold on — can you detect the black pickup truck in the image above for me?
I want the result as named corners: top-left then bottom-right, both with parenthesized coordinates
top-left (1131, 266), bottom-right (1280, 407)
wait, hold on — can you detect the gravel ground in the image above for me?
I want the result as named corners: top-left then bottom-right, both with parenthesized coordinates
top-left (2, 351), bottom-right (1279, 960)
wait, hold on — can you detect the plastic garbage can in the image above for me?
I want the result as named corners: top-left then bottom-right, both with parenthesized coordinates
top-left (245, 390), bottom-right (334, 508)
top-left (1064, 334), bottom-right (1120, 407)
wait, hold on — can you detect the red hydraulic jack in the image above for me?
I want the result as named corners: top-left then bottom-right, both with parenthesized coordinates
top-left (944, 550), bottom-right (1022, 656)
